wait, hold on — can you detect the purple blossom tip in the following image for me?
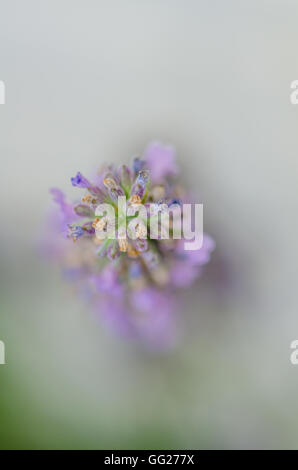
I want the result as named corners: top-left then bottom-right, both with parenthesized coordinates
top-left (71, 172), bottom-right (91, 188)
top-left (133, 157), bottom-right (145, 174)
top-left (67, 224), bottom-right (85, 241)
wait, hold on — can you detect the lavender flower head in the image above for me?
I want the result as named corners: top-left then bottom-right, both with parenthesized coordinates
top-left (48, 142), bottom-right (215, 349)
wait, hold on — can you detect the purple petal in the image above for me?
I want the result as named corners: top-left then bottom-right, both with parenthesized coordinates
top-left (170, 260), bottom-right (201, 287)
top-left (131, 288), bottom-right (176, 349)
top-left (50, 188), bottom-right (73, 217)
top-left (144, 142), bottom-right (178, 183)
top-left (71, 171), bottom-right (91, 188)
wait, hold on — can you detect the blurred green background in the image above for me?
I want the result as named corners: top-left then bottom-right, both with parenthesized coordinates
top-left (1, 0), bottom-right (298, 449)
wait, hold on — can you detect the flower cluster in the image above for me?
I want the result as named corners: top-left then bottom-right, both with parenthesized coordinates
top-left (48, 143), bottom-right (215, 348)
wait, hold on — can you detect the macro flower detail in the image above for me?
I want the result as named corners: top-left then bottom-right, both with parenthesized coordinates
top-left (48, 142), bottom-right (215, 348)
top-left (71, 171), bottom-right (91, 188)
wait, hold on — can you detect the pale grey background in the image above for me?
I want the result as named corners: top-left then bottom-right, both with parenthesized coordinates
top-left (0, 0), bottom-right (298, 449)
